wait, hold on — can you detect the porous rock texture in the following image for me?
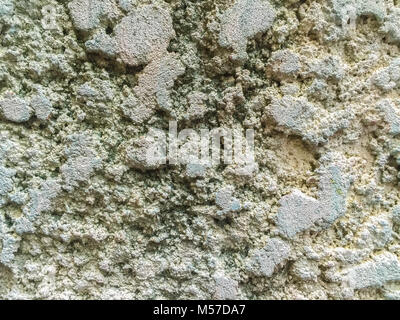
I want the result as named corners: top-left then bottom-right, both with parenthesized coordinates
top-left (1, 0), bottom-right (400, 300)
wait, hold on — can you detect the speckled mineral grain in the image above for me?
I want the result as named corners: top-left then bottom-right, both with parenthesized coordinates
top-left (1, 0), bottom-right (400, 301)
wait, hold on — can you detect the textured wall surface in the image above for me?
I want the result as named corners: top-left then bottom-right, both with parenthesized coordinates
top-left (1, 0), bottom-right (400, 300)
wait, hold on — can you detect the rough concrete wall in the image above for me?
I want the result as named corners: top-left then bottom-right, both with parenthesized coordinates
top-left (1, 0), bottom-right (400, 300)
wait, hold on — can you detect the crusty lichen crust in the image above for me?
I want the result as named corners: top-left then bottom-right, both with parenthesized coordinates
top-left (1, 0), bottom-right (400, 300)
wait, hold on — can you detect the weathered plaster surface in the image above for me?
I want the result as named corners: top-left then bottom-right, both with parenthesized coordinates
top-left (1, 0), bottom-right (400, 300)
